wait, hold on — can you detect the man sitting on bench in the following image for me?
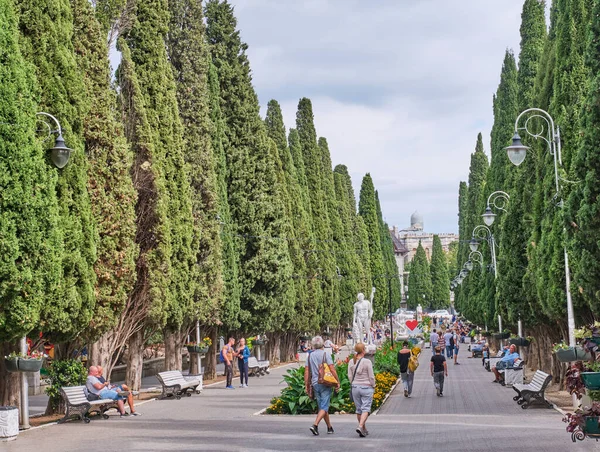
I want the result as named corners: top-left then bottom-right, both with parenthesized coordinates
top-left (97, 366), bottom-right (141, 416)
top-left (491, 344), bottom-right (519, 384)
top-left (86, 366), bottom-right (128, 417)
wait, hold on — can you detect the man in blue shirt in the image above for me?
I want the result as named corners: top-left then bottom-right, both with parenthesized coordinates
top-left (492, 344), bottom-right (519, 383)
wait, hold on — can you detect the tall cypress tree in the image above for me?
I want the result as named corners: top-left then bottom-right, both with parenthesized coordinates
top-left (0, 0), bottom-right (62, 405)
top-left (265, 100), bottom-right (317, 332)
top-left (317, 137), bottom-right (342, 327)
top-left (295, 98), bottom-right (332, 326)
top-left (375, 191), bottom-right (401, 311)
top-left (489, 50), bottom-right (519, 193)
top-left (208, 63), bottom-right (240, 330)
top-left (569, 0), bottom-right (600, 316)
top-left (71, 0), bottom-right (137, 366)
top-left (455, 181), bottom-right (468, 313)
top-left (407, 241), bottom-right (432, 309)
top-left (121, 0), bottom-right (196, 376)
top-left (17, 0), bottom-right (97, 342)
top-left (206, 0), bottom-right (294, 333)
top-left (358, 173), bottom-right (386, 318)
top-left (497, 0), bottom-right (546, 326)
top-left (430, 235), bottom-right (450, 309)
top-left (167, 0), bottom-right (224, 327)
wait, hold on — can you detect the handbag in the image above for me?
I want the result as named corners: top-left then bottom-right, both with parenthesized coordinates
top-left (318, 352), bottom-right (338, 387)
top-left (349, 358), bottom-right (363, 403)
top-left (408, 353), bottom-right (419, 373)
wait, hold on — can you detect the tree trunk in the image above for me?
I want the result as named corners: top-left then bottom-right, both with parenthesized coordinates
top-left (0, 342), bottom-right (21, 408)
top-left (126, 329), bottom-right (144, 390)
top-left (88, 332), bottom-right (111, 372)
top-left (204, 327), bottom-right (217, 380)
top-left (271, 333), bottom-right (281, 365)
top-left (164, 329), bottom-right (182, 371)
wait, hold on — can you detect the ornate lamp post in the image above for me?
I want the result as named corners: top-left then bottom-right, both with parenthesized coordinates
top-left (482, 191), bottom-right (510, 227)
top-left (505, 108), bottom-right (575, 347)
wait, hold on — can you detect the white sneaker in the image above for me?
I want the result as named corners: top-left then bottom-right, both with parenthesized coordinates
top-left (244, 384), bottom-right (248, 388)
top-left (239, 384), bottom-right (244, 388)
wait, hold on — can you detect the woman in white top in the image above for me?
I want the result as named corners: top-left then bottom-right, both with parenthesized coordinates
top-left (347, 342), bottom-right (376, 437)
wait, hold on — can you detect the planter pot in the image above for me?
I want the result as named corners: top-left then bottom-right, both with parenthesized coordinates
top-left (584, 416), bottom-right (600, 435)
top-left (344, 328), bottom-right (352, 332)
top-left (509, 337), bottom-right (531, 347)
top-left (482, 332), bottom-right (492, 337)
top-left (4, 359), bottom-right (19, 373)
top-left (17, 358), bottom-right (43, 372)
top-left (0, 406), bottom-right (18, 441)
top-left (555, 347), bottom-right (592, 363)
top-left (299, 336), bottom-right (310, 341)
top-left (581, 372), bottom-right (600, 390)
top-left (586, 337), bottom-right (600, 346)
top-left (493, 332), bottom-right (510, 340)
top-left (253, 340), bottom-right (266, 346)
top-left (186, 346), bottom-right (209, 354)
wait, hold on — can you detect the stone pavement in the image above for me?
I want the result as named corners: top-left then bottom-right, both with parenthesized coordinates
top-left (8, 353), bottom-right (599, 452)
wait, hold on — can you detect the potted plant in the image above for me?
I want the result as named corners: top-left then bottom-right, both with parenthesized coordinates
top-left (186, 337), bottom-right (212, 354)
top-left (253, 335), bottom-right (267, 346)
top-left (481, 331), bottom-right (492, 337)
top-left (13, 350), bottom-right (45, 372)
top-left (564, 401), bottom-right (600, 440)
top-left (554, 341), bottom-right (592, 363)
top-left (509, 336), bottom-right (532, 347)
top-left (582, 361), bottom-right (600, 391)
top-left (493, 330), bottom-right (510, 340)
top-left (4, 352), bottom-right (20, 373)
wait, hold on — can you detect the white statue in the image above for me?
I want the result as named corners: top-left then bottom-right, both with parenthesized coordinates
top-left (353, 287), bottom-right (375, 345)
top-left (417, 304), bottom-right (423, 321)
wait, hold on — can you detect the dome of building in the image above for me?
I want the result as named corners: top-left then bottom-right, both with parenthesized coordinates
top-left (410, 211), bottom-right (424, 231)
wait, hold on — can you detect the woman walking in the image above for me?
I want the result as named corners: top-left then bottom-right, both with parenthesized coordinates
top-left (304, 336), bottom-right (340, 436)
top-left (237, 338), bottom-right (251, 388)
top-left (397, 341), bottom-right (413, 397)
top-left (348, 343), bottom-right (375, 437)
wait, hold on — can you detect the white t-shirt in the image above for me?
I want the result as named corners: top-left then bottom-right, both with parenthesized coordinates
top-left (86, 375), bottom-right (103, 395)
top-left (444, 332), bottom-right (453, 346)
top-left (430, 332), bottom-right (439, 345)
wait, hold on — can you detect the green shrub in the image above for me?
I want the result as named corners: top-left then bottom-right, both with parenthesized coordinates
top-left (45, 359), bottom-right (87, 409)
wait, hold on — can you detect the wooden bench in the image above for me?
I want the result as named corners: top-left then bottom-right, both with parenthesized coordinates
top-left (59, 385), bottom-right (120, 424)
top-left (247, 357), bottom-right (269, 376)
top-left (157, 370), bottom-right (201, 399)
top-left (512, 370), bottom-right (553, 409)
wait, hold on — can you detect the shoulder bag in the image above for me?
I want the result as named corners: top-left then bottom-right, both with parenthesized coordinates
top-left (318, 351), bottom-right (338, 387)
top-left (348, 358), bottom-right (363, 403)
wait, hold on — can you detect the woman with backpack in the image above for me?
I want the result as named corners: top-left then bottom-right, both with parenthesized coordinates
top-left (348, 342), bottom-right (375, 437)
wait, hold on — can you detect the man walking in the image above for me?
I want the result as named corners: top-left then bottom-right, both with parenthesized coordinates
top-left (430, 329), bottom-right (439, 355)
top-left (222, 337), bottom-right (236, 389)
top-left (430, 346), bottom-right (448, 396)
top-left (443, 329), bottom-right (454, 359)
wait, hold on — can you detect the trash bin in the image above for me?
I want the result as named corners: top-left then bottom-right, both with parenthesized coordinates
top-left (0, 406), bottom-right (19, 441)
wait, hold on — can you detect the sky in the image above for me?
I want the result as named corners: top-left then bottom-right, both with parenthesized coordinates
top-left (227, 0), bottom-right (528, 233)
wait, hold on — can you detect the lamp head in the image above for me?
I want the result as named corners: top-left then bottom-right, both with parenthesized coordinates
top-left (465, 260), bottom-right (473, 271)
top-left (50, 134), bottom-right (72, 169)
top-left (469, 237), bottom-right (479, 252)
top-left (504, 132), bottom-right (529, 166)
top-left (482, 206), bottom-right (496, 226)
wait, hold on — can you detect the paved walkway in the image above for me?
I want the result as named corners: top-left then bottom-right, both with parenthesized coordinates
top-left (8, 352), bottom-right (599, 451)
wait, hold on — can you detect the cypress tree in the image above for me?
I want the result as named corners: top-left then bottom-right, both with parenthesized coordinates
top-left (295, 98), bottom-right (332, 326)
top-left (120, 0), bottom-right (196, 377)
top-left (455, 181), bottom-right (468, 313)
top-left (497, 0), bottom-right (546, 326)
top-left (407, 241), bottom-right (432, 309)
top-left (430, 235), bottom-right (450, 309)
top-left (17, 0), bottom-right (97, 342)
top-left (489, 50), bottom-right (518, 193)
top-left (358, 173), bottom-right (386, 318)
top-left (265, 100), bottom-right (317, 332)
top-left (71, 0), bottom-right (137, 363)
top-left (569, 0), bottom-right (600, 316)
top-left (375, 191), bottom-right (402, 311)
top-left (167, 0), bottom-right (224, 326)
top-left (0, 0), bottom-right (62, 406)
top-left (208, 63), bottom-right (241, 330)
top-left (317, 137), bottom-right (342, 327)
top-left (206, 0), bottom-right (294, 333)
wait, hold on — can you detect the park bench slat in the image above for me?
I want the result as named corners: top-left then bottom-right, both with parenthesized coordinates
top-left (59, 385), bottom-right (119, 424)
top-left (247, 357), bottom-right (270, 377)
top-left (512, 370), bottom-right (552, 409)
top-left (157, 370), bottom-right (201, 399)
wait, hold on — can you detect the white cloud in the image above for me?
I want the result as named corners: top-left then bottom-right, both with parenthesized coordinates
top-left (231, 0), bottom-right (529, 233)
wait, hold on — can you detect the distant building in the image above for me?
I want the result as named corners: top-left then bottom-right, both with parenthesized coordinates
top-left (389, 211), bottom-right (458, 303)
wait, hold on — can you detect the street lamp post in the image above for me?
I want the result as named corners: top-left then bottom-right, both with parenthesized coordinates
top-left (17, 113), bottom-right (72, 430)
top-left (470, 225), bottom-right (498, 279)
top-left (505, 108), bottom-right (575, 347)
